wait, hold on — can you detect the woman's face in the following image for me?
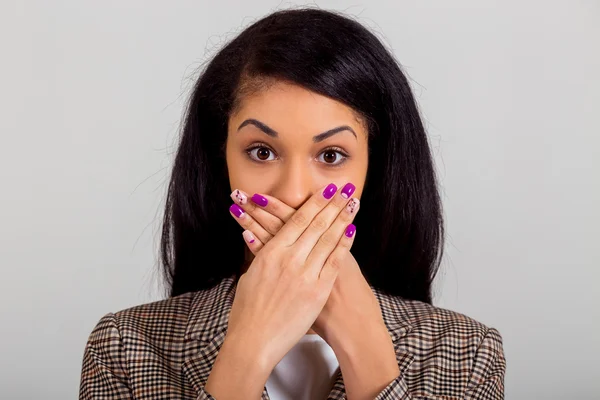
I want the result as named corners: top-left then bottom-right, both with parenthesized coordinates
top-left (226, 80), bottom-right (369, 209)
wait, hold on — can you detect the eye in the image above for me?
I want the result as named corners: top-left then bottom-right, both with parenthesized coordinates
top-left (317, 148), bottom-right (349, 166)
top-left (246, 145), bottom-right (277, 162)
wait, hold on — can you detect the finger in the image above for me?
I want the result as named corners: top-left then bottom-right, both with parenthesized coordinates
top-left (267, 183), bottom-right (339, 247)
top-left (229, 203), bottom-right (273, 244)
top-left (230, 189), bottom-right (288, 236)
top-left (292, 183), bottom-right (357, 261)
top-left (318, 229), bottom-right (356, 284)
top-left (306, 197), bottom-right (360, 278)
top-left (249, 192), bottom-right (296, 223)
top-left (338, 223), bottom-right (357, 250)
top-left (242, 230), bottom-right (264, 255)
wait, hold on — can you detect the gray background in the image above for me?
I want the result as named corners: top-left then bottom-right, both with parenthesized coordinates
top-left (1, 0), bottom-right (599, 398)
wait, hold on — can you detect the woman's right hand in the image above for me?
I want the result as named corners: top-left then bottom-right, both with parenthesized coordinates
top-left (206, 183), bottom-right (358, 396)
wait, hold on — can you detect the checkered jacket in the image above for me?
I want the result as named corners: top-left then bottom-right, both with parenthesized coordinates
top-left (79, 276), bottom-right (506, 399)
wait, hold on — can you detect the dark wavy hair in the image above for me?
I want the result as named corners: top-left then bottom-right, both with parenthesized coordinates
top-left (160, 8), bottom-right (444, 304)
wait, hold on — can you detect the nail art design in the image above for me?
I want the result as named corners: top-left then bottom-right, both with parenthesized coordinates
top-left (251, 194), bottom-right (268, 207)
top-left (231, 189), bottom-right (248, 205)
top-left (345, 224), bottom-right (356, 238)
top-left (323, 183), bottom-right (337, 199)
top-left (229, 203), bottom-right (245, 218)
top-left (346, 198), bottom-right (360, 214)
top-left (242, 230), bottom-right (255, 244)
top-left (341, 183), bottom-right (356, 199)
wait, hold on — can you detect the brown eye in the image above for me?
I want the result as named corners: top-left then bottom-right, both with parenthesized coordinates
top-left (247, 145), bottom-right (276, 162)
top-left (317, 148), bottom-right (348, 166)
top-left (323, 151), bottom-right (337, 163)
top-left (256, 148), bottom-right (271, 160)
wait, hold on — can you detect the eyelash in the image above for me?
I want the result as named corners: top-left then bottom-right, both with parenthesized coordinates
top-left (245, 142), bottom-right (350, 167)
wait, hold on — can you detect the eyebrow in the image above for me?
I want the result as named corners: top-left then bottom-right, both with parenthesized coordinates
top-left (237, 118), bottom-right (357, 142)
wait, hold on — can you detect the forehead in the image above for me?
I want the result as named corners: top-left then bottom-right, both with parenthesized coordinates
top-left (229, 80), bottom-right (366, 135)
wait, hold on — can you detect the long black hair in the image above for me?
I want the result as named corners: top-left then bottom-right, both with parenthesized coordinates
top-left (160, 8), bottom-right (444, 304)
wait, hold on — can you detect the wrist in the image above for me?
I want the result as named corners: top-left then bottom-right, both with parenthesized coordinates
top-left (333, 322), bottom-right (393, 360)
top-left (332, 324), bottom-right (400, 400)
top-left (328, 314), bottom-right (388, 351)
top-left (205, 335), bottom-right (272, 398)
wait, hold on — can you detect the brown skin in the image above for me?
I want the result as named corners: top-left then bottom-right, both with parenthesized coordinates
top-left (205, 81), bottom-right (399, 399)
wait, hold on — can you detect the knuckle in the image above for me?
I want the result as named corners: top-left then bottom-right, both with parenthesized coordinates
top-left (267, 220), bottom-right (283, 234)
top-left (311, 217), bottom-right (328, 231)
top-left (318, 232), bottom-right (337, 247)
top-left (244, 218), bottom-right (256, 230)
top-left (328, 254), bottom-right (343, 270)
top-left (268, 201), bottom-right (280, 214)
top-left (291, 211), bottom-right (308, 228)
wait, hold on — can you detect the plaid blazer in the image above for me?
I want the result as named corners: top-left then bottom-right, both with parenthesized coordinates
top-left (79, 276), bottom-right (506, 399)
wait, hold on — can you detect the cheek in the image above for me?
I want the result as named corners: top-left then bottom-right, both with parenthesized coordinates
top-left (317, 156), bottom-right (368, 197)
top-left (225, 148), bottom-right (276, 193)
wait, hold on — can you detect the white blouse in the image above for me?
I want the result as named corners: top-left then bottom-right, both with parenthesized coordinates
top-left (265, 334), bottom-right (340, 400)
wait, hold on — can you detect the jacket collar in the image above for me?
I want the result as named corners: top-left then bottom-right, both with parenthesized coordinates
top-left (183, 276), bottom-right (415, 399)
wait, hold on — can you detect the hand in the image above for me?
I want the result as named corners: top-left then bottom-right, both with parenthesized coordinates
top-left (229, 187), bottom-right (400, 399)
top-left (219, 184), bottom-right (359, 378)
top-left (228, 186), bottom-right (385, 347)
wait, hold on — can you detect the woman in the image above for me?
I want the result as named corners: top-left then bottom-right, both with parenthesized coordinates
top-left (79, 8), bottom-right (506, 400)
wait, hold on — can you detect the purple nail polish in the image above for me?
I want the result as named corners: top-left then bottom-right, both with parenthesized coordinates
top-left (322, 183), bottom-right (337, 199)
top-left (229, 203), bottom-right (245, 218)
top-left (345, 224), bottom-right (356, 238)
top-left (341, 183), bottom-right (356, 199)
top-left (251, 194), bottom-right (268, 207)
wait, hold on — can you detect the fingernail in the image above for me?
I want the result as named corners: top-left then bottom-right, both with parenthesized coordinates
top-left (242, 230), bottom-right (255, 244)
top-left (341, 183), bottom-right (356, 199)
top-left (230, 189), bottom-right (248, 205)
top-left (322, 183), bottom-right (337, 199)
top-left (346, 198), bottom-right (360, 214)
top-left (345, 224), bottom-right (356, 238)
top-left (251, 193), bottom-right (268, 207)
top-left (229, 203), bottom-right (245, 218)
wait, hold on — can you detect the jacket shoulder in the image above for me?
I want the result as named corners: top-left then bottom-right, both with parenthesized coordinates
top-left (86, 285), bottom-right (223, 350)
top-left (402, 299), bottom-right (496, 338)
top-left (114, 283), bottom-right (228, 336)
top-left (80, 284), bottom-right (227, 399)
top-left (112, 292), bottom-right (196, 336)
top-left (391, 298), bottom-right (505, 397)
